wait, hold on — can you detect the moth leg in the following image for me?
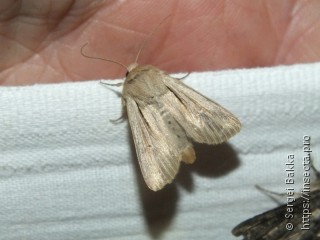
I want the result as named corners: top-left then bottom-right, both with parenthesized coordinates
top-left (110, 114), bottom-right (126, 123)
top-left (100, 80), bottom-right (123, 87)
top-left (100, 81), bottom-right (123, 99)
top-left (99, 81), bottom-right (127, 123)
top-left (175, 72), bottom-right (190, 80)
top-left (110, 97), bottom-right (127, 123)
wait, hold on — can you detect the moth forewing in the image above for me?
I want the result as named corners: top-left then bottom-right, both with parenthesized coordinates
top-left (161, 74), bottom-right (241, 144)
top-left (122, 64), bottom-right (241, 191)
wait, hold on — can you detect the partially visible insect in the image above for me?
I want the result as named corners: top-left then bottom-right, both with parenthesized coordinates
top-left (232, 160), bottom-right (320, 240)
top-left (81, 16), bottom-right (241, 191)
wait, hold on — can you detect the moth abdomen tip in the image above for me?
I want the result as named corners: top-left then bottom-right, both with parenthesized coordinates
top-left (181, 145), bottom-right (196, 164)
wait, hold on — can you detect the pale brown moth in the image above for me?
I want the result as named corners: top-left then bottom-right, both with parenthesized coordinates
top-left (232, 161), bottom-right (320, 240)
top-left (81, 17), bottom-right (241, 191)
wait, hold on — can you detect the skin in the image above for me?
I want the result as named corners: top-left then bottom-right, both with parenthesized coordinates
top-left (1, 0), bottom-right (320, 86)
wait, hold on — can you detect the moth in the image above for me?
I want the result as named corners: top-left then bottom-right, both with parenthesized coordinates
top-left (232, 162), bottom-right (320, 240)
top-left (81, 18), bottom-right (241, 191)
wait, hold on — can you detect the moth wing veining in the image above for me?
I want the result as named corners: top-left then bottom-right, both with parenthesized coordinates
top-left (126, 95), bottom-right (195, 191)
top-left (162, 75), bottom-right (241, 145)
top-left (123, 65), bottom-right (240, 191)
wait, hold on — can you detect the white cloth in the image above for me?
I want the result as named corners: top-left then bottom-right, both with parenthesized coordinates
top-left (1, 62), bottom-right (319, 240)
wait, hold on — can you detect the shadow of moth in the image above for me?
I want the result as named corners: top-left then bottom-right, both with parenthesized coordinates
top-left (82, 17), bottom-right (241, 191)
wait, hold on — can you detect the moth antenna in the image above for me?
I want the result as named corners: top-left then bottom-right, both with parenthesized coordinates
top-left (81, 42), bottom-right (129, 72)
top-left (134, 15), bottom-right (172, 63)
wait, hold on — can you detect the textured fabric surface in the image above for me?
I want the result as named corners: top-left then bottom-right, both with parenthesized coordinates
top-left (0, 62), bottom-right (319, 240)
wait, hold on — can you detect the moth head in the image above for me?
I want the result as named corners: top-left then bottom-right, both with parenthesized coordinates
top-left (125, 63), bottom-right (145, 85)
top-left (127, 63), bottom-right (138, 74)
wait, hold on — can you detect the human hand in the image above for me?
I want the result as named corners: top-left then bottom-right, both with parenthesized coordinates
top-left (1, 0), bottom-right (319, 86)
